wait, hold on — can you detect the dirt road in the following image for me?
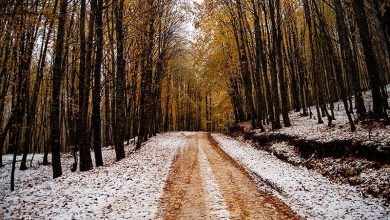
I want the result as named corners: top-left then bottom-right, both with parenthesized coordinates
top-left (157, 133), bottom-right (299, 219)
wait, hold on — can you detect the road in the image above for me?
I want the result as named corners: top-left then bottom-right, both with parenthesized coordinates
top-left (156, 132), bottom-right (300, 219)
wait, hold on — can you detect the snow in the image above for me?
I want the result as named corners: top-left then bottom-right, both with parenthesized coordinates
top-left (1, 144), bottom-right (131, 198)
top-left (211, 133), bottom-right (390, 220)
top-left (269, 142), bottom-right (303, 165)
top-left (0, 132), bottom-right (186, 219)
top-left (235, 86), bottom-right (390, 202)
top-left (198, 143), bottom-right (230, 219)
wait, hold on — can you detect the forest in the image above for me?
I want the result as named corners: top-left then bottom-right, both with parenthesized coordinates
top-left (0, 0), bottom-right (390, 218)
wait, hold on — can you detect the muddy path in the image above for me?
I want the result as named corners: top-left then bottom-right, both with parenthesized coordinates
top-left (157, 132), bottom-right (300, 219)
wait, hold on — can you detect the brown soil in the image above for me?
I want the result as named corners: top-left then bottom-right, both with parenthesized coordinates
top-left (157, 132), bottom-right (300, 220)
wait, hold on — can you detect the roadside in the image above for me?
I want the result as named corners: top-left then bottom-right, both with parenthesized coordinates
top-left (212, 133), bottom-right (390, 219)
top-left (231, 121), bottom-right (390, 203)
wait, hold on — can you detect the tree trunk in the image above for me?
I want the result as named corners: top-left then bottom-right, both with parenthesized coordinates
top-left (92, 0), bottom-right (104, 167)
top-left (113, 0), bottom-right (126, 160)
top-left (50, 0), bottom-right (68, 178)
top-left (137, 0), bottom-right (156, 148)
top-left (78, 0), bottom-right (93, 172)
top-left (275, 0), bottom-right (291, 127)
top-left (269, 0), bottom-right (282, 129)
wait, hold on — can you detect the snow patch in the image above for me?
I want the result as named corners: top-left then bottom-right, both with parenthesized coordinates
top-left (198, 144), bottom-right (230, 219)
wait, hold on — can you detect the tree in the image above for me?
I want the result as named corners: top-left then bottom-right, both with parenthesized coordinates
top-left (50, 0), bottom-right (68, 178)
top-left (92, 0), bottom-right (104, 167)
top-left (113, 0), bottom-right (126, 160)
top-left (78, 0), bottom-right (93, 172)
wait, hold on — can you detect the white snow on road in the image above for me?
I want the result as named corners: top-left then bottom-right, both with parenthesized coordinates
top-left (198, 142), bottom-right (230, 219)
top-left (211, 133), bottom-right (390, 220)
top-left (0, 133), bottom-right (186, 219)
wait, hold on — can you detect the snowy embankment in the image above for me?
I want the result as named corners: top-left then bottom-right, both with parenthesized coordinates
top-left (234, 87), bottom-right (390, 201)
top-left (211, 133), bottom-right (390, 220)
top-left (0, 133), bottom-right (185, 219)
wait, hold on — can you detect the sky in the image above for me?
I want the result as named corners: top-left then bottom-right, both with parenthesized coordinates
top-left (181, 0), bottom-right (204, 42)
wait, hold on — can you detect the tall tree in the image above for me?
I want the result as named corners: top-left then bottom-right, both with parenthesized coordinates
top-left (50, 0), bottom-right (68, 178)
top-left (275, 0), bottom-right (291, 127)
top-left (138, 0), bottom-right (157, 148)
top-left (269, 0), bottom-right (282, 129)
top-left (92, 0), bottom-right (104, 167)
top-left (113, 0), bottom-right (126, 160)
top-left (78, 0), bottom-right (93, 172)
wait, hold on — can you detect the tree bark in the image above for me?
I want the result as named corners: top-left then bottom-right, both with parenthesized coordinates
top-left (50, 0), bottom-right (68, 178)
top-left (92, 0), bottom-right (104, 167)
top-left (113, 0), bottom-right (126, 160)
top-left (78, 0), bottom-right (93, 172)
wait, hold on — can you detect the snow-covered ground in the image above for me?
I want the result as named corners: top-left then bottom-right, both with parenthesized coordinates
top-left (235, 87), bottom-right (390, 202)
top-left (0, 133), bottom-right (186, 219)
top-left (239, 88), bottom-right (390, 146)
top-left (212, 133), bottom-right (390, 220)
top-left (1, 143), bottom-right (134, 198)
top-left (198, 140), bottom-right (231, 219)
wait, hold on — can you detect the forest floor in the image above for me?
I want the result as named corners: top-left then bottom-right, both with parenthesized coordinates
top-left (1, 132), bottom-right (389, 219)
